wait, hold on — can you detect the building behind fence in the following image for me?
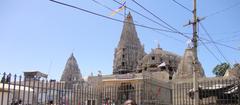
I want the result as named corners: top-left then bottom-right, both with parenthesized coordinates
top-left (0, 72), bottom-right (240, 105)
top-left (0, 72), bottom-right (172, 105)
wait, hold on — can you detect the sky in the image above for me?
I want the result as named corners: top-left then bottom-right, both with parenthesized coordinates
top-left (0, 0), bottom-right (239, 80)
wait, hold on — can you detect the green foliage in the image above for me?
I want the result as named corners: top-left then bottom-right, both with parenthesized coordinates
top-left (212, 63), bottom-right (231, 77)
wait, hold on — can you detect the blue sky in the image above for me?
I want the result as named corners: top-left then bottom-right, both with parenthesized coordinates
top-left (0, 0), bottom-right (239, 80)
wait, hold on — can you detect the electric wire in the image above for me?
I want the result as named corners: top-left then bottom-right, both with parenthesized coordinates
top-left (200, 36), bottom-right (240, 51)
top-left (153, 30), bottom-right (186, 43)
top-left (112, 0), bottom-right (177, 33)
top-left (198, 39), bottom-right (222, 63)
top-left (197, 30), bottom-right (239, 51)
top-left (119, 0), bottom-right (230, 62)
top-left (130, 0), bottom-right (191, 39)
top-left (91, 0), bottom-right (124, 17)
top-left (172, 0), bottom-right (192, 13)
top-left (119, 0), bottom-right (239, 51)
top-left (205, 1), bottom-right (240, 18)
top-left (49, 0), bottom-right (176, 33)
top-left (91, 0), bottom-right (185, 43)
top-left (216, 33), bottom-right (240, 42)
top-left (50, 0), bottom-right (239, 51)
top-left (220, 38), bottom-right (240, 43)
top-left (197, 22), bottom-right (222, 63)
top-left (93, 0), bottom-right (239, 51)
top-left (200, 22), bottom-right (231, 63)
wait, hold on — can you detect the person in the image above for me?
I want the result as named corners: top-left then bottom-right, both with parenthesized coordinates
top-left (18, 100), bottom-right (22, 105)
top-left (124, 100), bottom-right (137, 105)
top-left (49, 101), bottom-right (54, 105)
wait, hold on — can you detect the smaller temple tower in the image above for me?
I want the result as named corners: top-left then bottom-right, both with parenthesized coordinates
top-left (61, 53), bottom-right (83, 88)
top-left (173, 48), bottom-right (205, 79)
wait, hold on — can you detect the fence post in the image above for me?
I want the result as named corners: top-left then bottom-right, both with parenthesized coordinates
top-left (7, 73), bottom-right (11, 105)
top-left (17, 75), bottom-right (22, 104)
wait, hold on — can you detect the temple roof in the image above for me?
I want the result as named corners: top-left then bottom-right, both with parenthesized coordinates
top-left (150, 47), bottom-right (180, 57)
top-left (24, 71), bottom-right (48, 79)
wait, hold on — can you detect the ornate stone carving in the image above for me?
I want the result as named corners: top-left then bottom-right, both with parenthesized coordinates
top-left (113, 12), bottom-right (145, 74)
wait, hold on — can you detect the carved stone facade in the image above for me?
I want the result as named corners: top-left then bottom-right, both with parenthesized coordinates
top-left (113, 12), bottom-right (181, 79)
top-left (60, 53), bottom-right (83, 88)
top-left (137, 45), bottom-right (181, 79)
top-left (113, 13), bottom-right (145, 74)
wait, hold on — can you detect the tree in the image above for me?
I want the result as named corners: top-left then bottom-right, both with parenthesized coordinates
top-left (212, 63), bottom-right (231, 77)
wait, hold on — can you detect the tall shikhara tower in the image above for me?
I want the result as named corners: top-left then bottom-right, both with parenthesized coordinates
top-left (113, 12), bottom-right (145, 74)
top-left (61, 53), bottom-right (83, 88)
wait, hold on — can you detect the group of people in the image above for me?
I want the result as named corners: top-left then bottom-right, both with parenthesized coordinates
top-left (11, 100), bottom-right (22, 105)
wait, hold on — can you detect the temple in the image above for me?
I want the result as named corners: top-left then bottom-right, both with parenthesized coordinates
top-left (112, 12), bottom-right (183, 79)
top-left (113, 13), bottom-right (145, 74)
top-left (60, 53), bottom-right (83, 88)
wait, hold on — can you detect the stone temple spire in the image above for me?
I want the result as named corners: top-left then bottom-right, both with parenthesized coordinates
top-left (117, 12), bottom-right (141, 48)
top-left (173, 48), bottom-right (205, 79)
top-left (113, 12), bottom-right (145, 74)
top-left (61, 53), bottom-right (83, 88)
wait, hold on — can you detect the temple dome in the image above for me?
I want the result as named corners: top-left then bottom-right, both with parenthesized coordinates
top-left (141, 47), bottom-right (181, 67)
top-left (137, 46), bottom-right (181, 80)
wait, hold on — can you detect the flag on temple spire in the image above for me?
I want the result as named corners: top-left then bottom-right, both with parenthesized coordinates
top-left (158, 62), bottom-right (166, 68)
top-left (111, 0), bottom-right (126, 16)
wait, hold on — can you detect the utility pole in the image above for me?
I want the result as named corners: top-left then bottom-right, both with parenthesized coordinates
top-left (184, 0), bottom-right (200, 104)
top-left (193, 0), bottom-right (198, 56)
top-left (192, 0), bottom-right (199, 105)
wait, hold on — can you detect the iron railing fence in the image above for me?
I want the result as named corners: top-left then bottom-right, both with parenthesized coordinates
top-left (0, 72), bottom-right (100, 105)
top-left (1, 72), bottom-right (239, 105)
top-left (173, 78), bottom-right (240, 105)
top-left (0, 72), bottom-right (172, 105)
